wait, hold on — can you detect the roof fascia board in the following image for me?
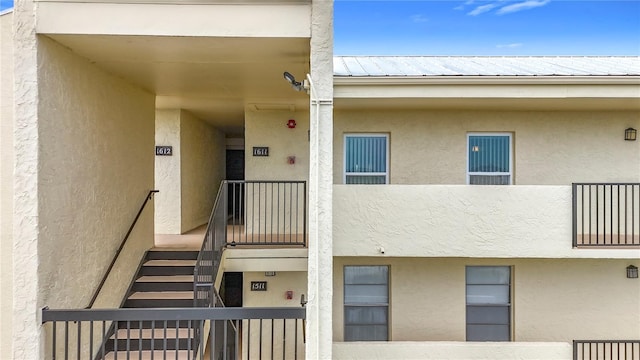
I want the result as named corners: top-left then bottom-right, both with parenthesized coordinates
top-left (334, 76), bottom-right (640, 86)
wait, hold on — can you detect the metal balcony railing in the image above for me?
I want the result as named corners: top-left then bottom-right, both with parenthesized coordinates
top-left (574, 340), bottom-right (640, 360)
top-left (572, 183), bottom-right (640, 247)
top-left (194, 180), bottom-right (307, 308)
top-left (41, 306), bottom-right (306, 360)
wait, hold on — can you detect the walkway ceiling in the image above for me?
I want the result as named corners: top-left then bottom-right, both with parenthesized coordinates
top-left (47, 34), bottom-right (311, 135)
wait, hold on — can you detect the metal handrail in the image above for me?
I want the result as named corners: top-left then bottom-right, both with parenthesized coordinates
top-left (42, 306), bottom-right (306, 360)
top-left (193, 180), bottom-right (308, 308)
top-left (42, 307), bottom-right (306, 322)
top-left (194, 181), bottom-right (225, 308)
top-left (86, 190), bottom-right (158, 309)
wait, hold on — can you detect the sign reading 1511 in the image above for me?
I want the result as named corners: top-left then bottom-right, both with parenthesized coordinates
top-left (250, 281), bottom-right (267, 291)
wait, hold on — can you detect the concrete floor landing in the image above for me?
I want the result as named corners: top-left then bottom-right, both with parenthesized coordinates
top-left (154, 224), bottom-right (207, 250)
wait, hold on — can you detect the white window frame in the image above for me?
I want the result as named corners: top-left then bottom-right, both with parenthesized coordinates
top-left (465, 266), bottom-right (512, 342)
top-left (343, 133), bottom-right (390, 184)
top-left (466, 132), bottom-right (513, 185)
top-left (343, 265), bottom-right (390, 341)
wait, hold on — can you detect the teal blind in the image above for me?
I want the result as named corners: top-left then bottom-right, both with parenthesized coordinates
top-left (345, 136), bottom-right (387, 173)
top-left (468, 135), bottom-right (510, 173)
top-left (345, 135), bottom-right (387, 184)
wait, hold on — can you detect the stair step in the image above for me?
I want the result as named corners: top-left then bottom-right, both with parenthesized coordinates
top-left (136, 275), bottom-right (194, 282)
top-left (105, 338), bottom-right (197, 352)
top-left (118, 320), bottom-right (184, 329)
top-left (144, 260), bottom-right (197, 266)
top-left (133, 277), bottom-right (194, 292)
top-left (124, 291), bottom-right (194, 308)
top-left (139, 265), bottom-right (195, 277)
top-left (111, 328), bottom-right (194, 339)
top-left (128, 291), bottom-right (194, 300)
top-left (123, 298), bottom-right (195, 308)
top-left (146, 250), bottom-right (199, 261)
top-left (103, 350), bottom-right (193, 360)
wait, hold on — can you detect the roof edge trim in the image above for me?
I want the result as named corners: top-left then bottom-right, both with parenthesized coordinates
top-left (333, 76), bottom-right (640, 86)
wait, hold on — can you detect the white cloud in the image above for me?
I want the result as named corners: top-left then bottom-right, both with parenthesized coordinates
top-left (497, 0), bottom-right (551, 15)
top-left (411, 14), bottom-right (429, 23)
top-left (497, 43), bottom-right (523, 48)
top-left (468, 3), bottom-right (498, 16)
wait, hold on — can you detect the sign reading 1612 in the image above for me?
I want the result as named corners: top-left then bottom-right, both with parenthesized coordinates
top-left (156, 146), bottom-right (173, 156)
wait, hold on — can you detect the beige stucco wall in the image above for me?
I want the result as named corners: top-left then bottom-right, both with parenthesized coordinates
top-left (180, 110), bottom-right (225, 232)
top-left (155, 109), bottom-right (224, 234)
top-left (155, 109), bottom-right (182, 234)
top-left (333, 110), bottom-right (640, 185)
top-left (333, 341), bottom-right (572, 360)
top-left (244, 109), bottom-right (310, 181)
top-left (35, 34), bottom-right (155, 356)
top-left (307, 1), bottom-right (335, 359)
top-left (243, 271), bottom-right (307, 308)
top-left (333, 257), bottom-right (640, 343)
top-left (0, 11), bottom-right (14, 358)
top-left (333, 185), bottom-right (640, 259)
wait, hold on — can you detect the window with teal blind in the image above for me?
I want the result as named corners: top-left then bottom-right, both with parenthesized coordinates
top-left (344, 134), bottom-right (389, 184)
top-left (467, 134), bottom-right (512, 185)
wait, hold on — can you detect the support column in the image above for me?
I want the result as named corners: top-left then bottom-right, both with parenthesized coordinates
top-left (306, 1), bottom-right (334, 359)
top-left (12, 0), bottom-right (42, 357)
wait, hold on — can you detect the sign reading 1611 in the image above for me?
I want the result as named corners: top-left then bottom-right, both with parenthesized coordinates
top-left (156, 146), bottom-right (173, 156)
top-left (253, 147), bottom-right (269, 157)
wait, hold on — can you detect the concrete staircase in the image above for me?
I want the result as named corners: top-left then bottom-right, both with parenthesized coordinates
top-left (101, 249), bottom-right (200, 360)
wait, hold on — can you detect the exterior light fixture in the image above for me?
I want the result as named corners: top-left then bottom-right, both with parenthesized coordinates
top-left (283, 71), bottom-right (309, 92)
top-left (624, 128), bottom-right (637, 141)
top-left (627, 265), bottom-right (638, 279)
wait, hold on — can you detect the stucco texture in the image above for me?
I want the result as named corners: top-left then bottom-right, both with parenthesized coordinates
top-left (180, 110), bottom-right (225, 232)
top-left (34, 35), bottom-right (155, 357)
top-left (0, 11), bottom-right (14, 358)
top-left (333, 257), bottom-right (640, 343)
top-left (333, 109), bottom-right (640, 185)
top-left (307, 1), bottom-right (335, 359)
top-left (333, 342), bottom-right (572, 360)
top-left (244, 109), bottom-right (310, 181)
top-left (155, 109), bottom-right (225, 234)
top-left (155, 109), bottom-right (182, 234)
top-left (333, 185), bottom-right (640, 259)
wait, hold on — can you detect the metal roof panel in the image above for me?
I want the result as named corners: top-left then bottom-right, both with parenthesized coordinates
top-left (333, 56), bottom-right (640, 77)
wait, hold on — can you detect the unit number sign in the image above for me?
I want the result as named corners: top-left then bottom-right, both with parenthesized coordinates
top-left (250, 281), bottom-right (267, 291)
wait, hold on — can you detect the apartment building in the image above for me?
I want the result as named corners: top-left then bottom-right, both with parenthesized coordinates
top-left (1, 0), bottom-right (639, 359)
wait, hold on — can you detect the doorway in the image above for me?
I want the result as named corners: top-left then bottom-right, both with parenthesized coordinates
top-left (226, 150), bottom-right (244, 222)
top-left (220, 272), bottom-right (243, 307)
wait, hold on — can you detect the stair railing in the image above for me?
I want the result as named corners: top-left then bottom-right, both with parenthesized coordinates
top-left (193, 180), bottom-right (308, 307)
top-left (86, 190), bottom-right (159, 309)
top-left (194, 181), bottom-right (226, 308)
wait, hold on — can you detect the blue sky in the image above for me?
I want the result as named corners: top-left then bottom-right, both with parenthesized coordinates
top-left (2, 0), bottom-right (638, 55)
top-left (0, 0), bottom-right (12, 12)
top-left (335, 0), bottom-right (640, 55)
